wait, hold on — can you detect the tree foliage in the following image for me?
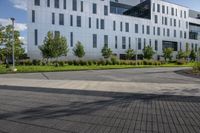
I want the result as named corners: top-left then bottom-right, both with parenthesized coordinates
top-left (163, 48), bottom-right (173, 61)
top-left (190, 49), bottom-right (196, 61)
top-left (0, 25), bottom-right (25, 62)
top-left (125, 49), bottom-right (135, 60)
top-left (101, 46), bottom-right (112, 59)
top-left (39, 31), bottom-right (69, 60)
top-left (177, 50), bottom-right (186, 60)
top-left (143, 46), bottom-right (155, 60)
top-left (73, 41), bottom-right (85, 59)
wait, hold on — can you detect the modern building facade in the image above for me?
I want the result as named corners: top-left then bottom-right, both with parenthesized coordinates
top-left (27, 0), bottom-right (200, 60)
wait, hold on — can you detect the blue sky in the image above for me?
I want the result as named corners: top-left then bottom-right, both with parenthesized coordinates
top-left (0, 0), bottom-right (200, 45)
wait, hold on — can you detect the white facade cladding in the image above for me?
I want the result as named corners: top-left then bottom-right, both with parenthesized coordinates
top-left (27, 0), bottom-right (200, 60)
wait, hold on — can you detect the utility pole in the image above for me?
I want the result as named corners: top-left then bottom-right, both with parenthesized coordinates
top-left (10, 18), bottom-right (17, 72)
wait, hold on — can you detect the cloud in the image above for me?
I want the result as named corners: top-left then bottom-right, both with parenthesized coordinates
top-left (0, 18), bottom-right (27, 32)
top-left (9, 0), bottom-right (27, 11)
top-left (19, 36), bottom-right (27, 45)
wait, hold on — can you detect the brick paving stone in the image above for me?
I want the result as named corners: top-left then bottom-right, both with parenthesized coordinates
top-left (0, 86), bottom-right (200, 133)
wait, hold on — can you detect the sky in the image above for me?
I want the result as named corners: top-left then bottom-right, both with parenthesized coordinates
top-left (0, 0), bottom-right (200, 45)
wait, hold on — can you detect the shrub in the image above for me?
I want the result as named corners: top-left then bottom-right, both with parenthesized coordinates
top-left (193, 62), bottom-right (200, 73)
top-left (58, 61), bottom-right (65, 66)
top-left (176, 59), bottom-right (187, 65)
top-left (32, 59), bottom-right (41, 66)
top-left (110, 55), bottom-right (119, 65)
top-left (106, 60), bottom-right (113, 65)
top-left (68, 60), bottom-right (74, 65)
top-left (98, 60), bottom-right (106, 65)
top-left (87, 60), bottom-right (93, 66)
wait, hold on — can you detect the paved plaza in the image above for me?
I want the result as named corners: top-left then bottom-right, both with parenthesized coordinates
top-left (0, 67), bottom-right (200, 133)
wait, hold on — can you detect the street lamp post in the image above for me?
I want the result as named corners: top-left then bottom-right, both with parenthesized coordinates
top-left (10, 18), bottom-right (17, 72)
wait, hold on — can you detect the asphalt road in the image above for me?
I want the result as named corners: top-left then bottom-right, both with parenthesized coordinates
top-left (0, 85), bottom-right (200, 133)
top-left (0, 67), bottom-right (199, 84)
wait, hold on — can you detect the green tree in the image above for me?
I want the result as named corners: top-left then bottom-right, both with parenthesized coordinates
top-left (198, 48), bottom-right (200, 62)
top-left (39, 31), bottom-right (69, 62)
top-left (177, 50), bottom-right (186, 60)
top-left (185, 43), bottom-right (191, 60)
top-left (125, 48), bottom-right (135, 60)
top-left (0, 25), bottom-right (25, 63)
top-left (143, 46), bottom-right (155, 60)
top-left (190, 49), bottom-right (196, 61)
top-left (163, 48), bottom-right (173, 61)
top-left (101, 46), bottom-right (112, 59)
top-left (73, 41), bottom-right (85, 59)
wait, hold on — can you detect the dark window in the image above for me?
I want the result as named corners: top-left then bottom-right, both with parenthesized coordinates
top-left (52, 13), bottom-right (55, 24)
top-left (155, 40), bottom-right (158, 51)
top-left (93, 34), bottom-right (97, 48)
top-left (120, 22), bottom-right (123, 31)
top-left (104, 35), bottom-right (108, 47)
top-left (125, 23), bottom-right (129, 32)
top-left (34, 0), bottom-right (40, 6)
top-left (100, 19), bottom-right (104, 29)
top-left (72, 0), bottom-right (77, 11)
top-left (113, 21), bottom-right (116, 31)
top-left (157, 27), bottom-right (160, 36)
top-left (63, 0), bottom-right (66, 9)
top-left (142, 25), bottom-right (144, 34)
top-left (129, 37), bottom-right (131, 49)
top-left (34, 29), bottom-right (38, 46)
top-left (147, 26), bottom-right (150, 35)
top-left (157, 4), bottom-right (160, 12)
top-left (138, 38), bottom-right (141, 50)
top-left (54, 0), bottom-right (59, 8)
top-left (70, 15), bottom-right (73, 26)
top-left (70, 32), bottom-right (73, 47)
top-left (89, 17), bottom-right (91, 28)
top-left (96, 19), bottom-right (99, 29)
top-left (154, 15), bottom-right (158, 23)
top-left (162, 41), bottom-right (177, 51)
top-left (81, 1), bottom-right (83, 12)
top-left (122, 36), bottom-right (126, 49)
top-left (77, 16), bottom-right (81, 27)
top-left (93, 3), bottom-right (97, 14)
top-left (59, 14), bottom-right (64, 25)
top-left (135, 24), bottom-right (138, 33)
top-left (171, 8), bottom-right (174, 16)
top-left (162, 5), bottom-right (165, 13)
top-left (115, 36), bottom-right (117, 49)
top-left (32, 10), bottom-right (35, 23)
top-left (104, 5), bottom-right (108, 16)
top-left (47, 0), bottom-right (50, 7)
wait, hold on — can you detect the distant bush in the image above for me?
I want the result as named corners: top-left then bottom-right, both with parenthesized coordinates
top-left (193, 62), bottom-right (200, 73)
top-left (176, 59), bottom-right (187, 65)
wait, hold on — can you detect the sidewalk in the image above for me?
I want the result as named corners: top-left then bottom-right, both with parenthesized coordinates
top-left (0, 78), bottom-right (200, 96)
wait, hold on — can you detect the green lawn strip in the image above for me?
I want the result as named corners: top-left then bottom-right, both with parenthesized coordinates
top-left (0, 63), bottom-right (194, 74)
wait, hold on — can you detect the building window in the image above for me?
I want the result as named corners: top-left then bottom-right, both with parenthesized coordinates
top-left (180, 31), bottom-right (183, 38)
top-left (184, 32), bottom-right (187, 39)
top-left (52, 13), bottom-right (55, 24)
top-left (125, 23), bottom-right (129, 32)
top-left (115, 36), bottom-right (118, 49)
top-left (162, 5), bottom-right (165, 14)
top-left (157, 4), bottom-right (160, 13)
top-left (155, 40), bottom-right (158, 51)
top-left (157, 27), bottom-right (160, 36)
top-left (135, 24), bottom-right (138, 33)
top-left (47, 0), bottom-right (50, 7)
top-left (70, 15), bottom-right (73, 26)
top-left (142, 25), bottom-right (144, 34)
top-left (59, 14), bottom-right (64, 25)
top-left (104, 35), bottom-right (108, 47)
top-left (153, 27), bottom-right (155, 35)
top-left (138, 38), bottom-right (141, 50)
top-left (129, 37), bottom-right (131, 49)
top-left (170, 18), bottom-right (172, 26)
top-left (77, 16), bottom-right (81, 27)
top-left (120, 22), bottom-right (123, 31)
top-left (184, 11), bottom-right (186, 18)
top-left (163, 28), bottom-right (165, 36)
top-left (171, 8), bottom-right (174, 16)
top-left (147, 26), bottom-right (150, 35)
top-left (165, 17), bottom-right (167, 25)
top-left (153, 3), bottom-right (155, 12)
top-left (81, 1), bottom-right (83, 12)
top-left (113, 21), bottom-right (116, 31)
top-left (174, 19), bottom-right (176, 27)
top-left (34, 29), bottom-right (38, 46)
top-left (122, 36), bottom-right (126, 49)
top-left (93, 3), bottom-right (97, 14)
top-left (72, 0), bottom-right (77, 11)
top-left (63, 0), bottom-right (66, 9)
top-left (32, 10), bottom-right (35, 23)
top-left (100, 19), bottom-right (104, 29)
top-left (104, 5), bottom-right (108, 16)
top-left (167, 29), bottom-right (170, 37)
top-left (174, 30), bottom-right (176, 37)
top-left (144, 38), bottom-right (146, 48)
top-left (34, 0), bottom-right (40, 6)
top-left (54, 0), bottom-right (59, 8)
top-left (54, 31), bottom-right (60, 37)
top-left (70, 32), bottom-right (73, 47)
top-left (96, 19), bottom-right (99, 29)
top-left (93, 34), bottom-right (97, 48)
top-left (89, 17), bottom-right (91, 28)
top-left (154, 15), bottom-right (158, 24)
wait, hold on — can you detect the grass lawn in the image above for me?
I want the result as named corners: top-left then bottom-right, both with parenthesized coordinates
top-left (0, 63), bottom-right (194, 74)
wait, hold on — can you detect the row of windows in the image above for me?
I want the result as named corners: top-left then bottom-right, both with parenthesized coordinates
top-left (153, 3), bottom-right (187, 18)
top-left (34, 0), bottom-right (108, 16)
top-left (34, 29), bottom-right (199, 52)
top-left (154, 15), bottom-right (188, 29)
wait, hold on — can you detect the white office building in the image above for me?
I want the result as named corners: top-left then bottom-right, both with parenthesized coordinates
top-left (27, 0), bottom-right (200, 60)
